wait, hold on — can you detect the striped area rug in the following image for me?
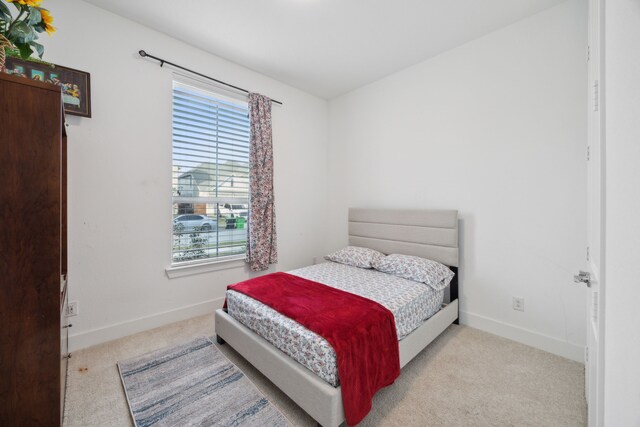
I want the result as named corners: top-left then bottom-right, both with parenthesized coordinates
top-left (118, 336), bottom-right (291, 427)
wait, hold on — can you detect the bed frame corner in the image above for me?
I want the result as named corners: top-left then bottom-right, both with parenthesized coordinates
top-left (450, 266), bottom-right (459, 325)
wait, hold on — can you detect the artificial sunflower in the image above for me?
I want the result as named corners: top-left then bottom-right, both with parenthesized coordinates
top-left (39, 8), bottom-right (54, 35)
top-left (0, 0), bottom-right (55, 61)
top-left (6, 0), bottom-right (42, 6)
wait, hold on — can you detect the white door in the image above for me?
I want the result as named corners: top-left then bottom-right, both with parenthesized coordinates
top-left (583, 0), bottom-right (605, 425)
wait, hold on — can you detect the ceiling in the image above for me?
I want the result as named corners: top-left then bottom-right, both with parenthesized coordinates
top-left (83, 0), bottom-right (566, 99)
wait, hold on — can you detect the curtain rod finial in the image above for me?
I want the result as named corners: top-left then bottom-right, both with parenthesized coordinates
top-left (139, 50), bottom-right (147, 57)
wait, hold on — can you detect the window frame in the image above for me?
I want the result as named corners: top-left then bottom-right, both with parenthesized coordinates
top-left (168, 76), bottom-right (250, 275)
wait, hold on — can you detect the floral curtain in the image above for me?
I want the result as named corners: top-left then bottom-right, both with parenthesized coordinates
top-left (246, 93), bottom-right (277, 271)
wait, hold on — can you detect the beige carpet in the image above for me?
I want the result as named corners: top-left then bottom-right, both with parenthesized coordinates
top-left (63, 314), bottom-right (586, 426)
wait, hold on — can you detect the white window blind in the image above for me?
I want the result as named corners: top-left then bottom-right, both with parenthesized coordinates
top-left (171, 80), bottom-right (250, 264)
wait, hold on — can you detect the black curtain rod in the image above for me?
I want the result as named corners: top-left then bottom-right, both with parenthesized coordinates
top-left (138, 50), bottom-right (283, 105)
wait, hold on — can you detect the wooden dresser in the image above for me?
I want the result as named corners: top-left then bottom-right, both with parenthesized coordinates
top-left (0, 72), bottom-right (69, 426)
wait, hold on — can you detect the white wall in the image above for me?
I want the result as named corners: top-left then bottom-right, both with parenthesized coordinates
top-left (604, 1), bottom-right (640, 424)
top-left (40, 0), bottom-right (329, 351)
top-left (328, 0), bottom-right (587, 361)
top-left (39, 0), bottom-right (591, 362)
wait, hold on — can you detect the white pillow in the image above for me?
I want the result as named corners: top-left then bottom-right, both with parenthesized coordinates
top-left (324, 246), bottom-right (386, 269)
top-left (372, 254), bottom-right (454, 290)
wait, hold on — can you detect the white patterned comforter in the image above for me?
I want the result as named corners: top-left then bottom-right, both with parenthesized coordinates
top-left (226, 262), bottom-right (444, 387)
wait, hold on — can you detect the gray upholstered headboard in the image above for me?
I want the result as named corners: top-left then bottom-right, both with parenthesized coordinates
top-left (348, 208), bottom-right (459, 268)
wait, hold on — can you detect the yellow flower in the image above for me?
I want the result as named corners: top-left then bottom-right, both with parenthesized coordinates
top-left (7, 0), bottom-right (43, 6)
top-left (40, 8), bottom-right (55, 35)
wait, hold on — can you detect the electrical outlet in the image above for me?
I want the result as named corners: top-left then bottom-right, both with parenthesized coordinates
top-left (67, 301), bottom-right (79, 317)
top-left (513, 297), bottom-right (525, 312)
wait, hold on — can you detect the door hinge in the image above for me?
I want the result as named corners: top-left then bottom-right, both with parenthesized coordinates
top-left (586, 246), bottom-right (590, 261)
top-left (593, 80), bottom-right (599, 112)
top-left (587, 45), bottom-right (590, 62)
top-left (587, 146), bottom-right (590, 161)
top-left (585, 346), bottom-right (589, 363)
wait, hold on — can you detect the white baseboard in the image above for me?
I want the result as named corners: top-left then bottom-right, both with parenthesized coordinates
top-left (68, 301), bottom-right (585, 362)
top-left (459, 310), bottom-right (585, 363)
top-left (68, 297), bottom-right (225, 352)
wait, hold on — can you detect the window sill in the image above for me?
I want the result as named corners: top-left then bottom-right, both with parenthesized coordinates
top-left (166, 256), bottom-right (246, 279)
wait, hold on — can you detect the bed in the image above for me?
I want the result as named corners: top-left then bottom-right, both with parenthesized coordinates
top-left (215, 208), bottom-right (459, 426)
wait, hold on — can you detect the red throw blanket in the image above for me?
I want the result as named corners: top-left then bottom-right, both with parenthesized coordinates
top-left (227, 272), bottom-right (400, 426)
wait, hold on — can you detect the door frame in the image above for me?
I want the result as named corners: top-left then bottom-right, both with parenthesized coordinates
top-left (586, 0), bottom-right (606, 425)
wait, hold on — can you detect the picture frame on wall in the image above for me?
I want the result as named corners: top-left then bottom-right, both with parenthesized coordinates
top-left (4, 56), bottom-right (92, 118)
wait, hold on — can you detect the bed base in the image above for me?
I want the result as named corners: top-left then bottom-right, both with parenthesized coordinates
top-left (215, 299), bottom-right (458, 427)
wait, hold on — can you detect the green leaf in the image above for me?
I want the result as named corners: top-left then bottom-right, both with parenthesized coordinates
top-left (0, 1), bottom-right (11, 19)
top-left (14, 41), bottom-right (33, 59)
top-left (27, 8), bottom-right (41, 26)
top-left (29, 40), bottom-right (43, 58)
top-left (8, 21), bottom-right (36, 43)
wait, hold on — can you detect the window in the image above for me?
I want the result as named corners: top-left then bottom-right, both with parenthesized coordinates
top-left (172, 80), bottom-right (250, 265)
